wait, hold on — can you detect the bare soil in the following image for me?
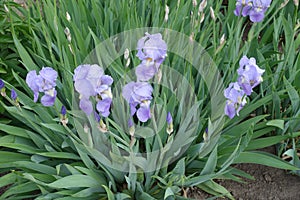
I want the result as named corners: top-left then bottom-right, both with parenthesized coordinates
top-left (188, 146), bottom-right (300, 200)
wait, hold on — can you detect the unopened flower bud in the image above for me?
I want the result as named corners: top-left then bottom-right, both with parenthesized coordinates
top-left (294, 0), bottom-right (299, 6)
top-left (66, 12), bottom-right (71, 21)
top-left (156, 68), bottom-right (162, 84)
top-left (198, 0), bottom-right (207, 13)
top-left (203, 128), bottom-right (208, 142)
top-left (64, 27), bottom-right (71, 42)
top-left (210, 7), bottom-right (216, 21)
top-left (60, 105), bottom-right (68, 126)
top-left (220, 34), bottom-right (226, 46)
top-left (166, 112), bottom-right (174, 135)
top-left (164, 5), bottom-right (169, 22)
top-left (68, 44), bottom-right (73, 54)
top-left (11, 89), bottom-right (19, 107)
top-left (0, 79), bottom-right (6, 97)
top-left (11, 89), bottom-right (17, 100)
top-left (54, 17), bottom-right (58, 31)
top-left (99, 119), bottom-right (108, 133)
top-left (84, 123), bottom-right (93, 147)
top-left (64, 27), bottom-right (70, 36)
top-left (84, 123), bottom-right (90, 134)
top-left (200, 13), bottom-right (205, 23)
top-left (128, 119), bottom-right (135, 137)
top-left (124, 48), bottom-right (130, 60)
top-left (4, 4), bottom-right (9, 13)
top-left (125, 58), bottom-right (131, 67)
top-left (189, 32), bottom-right (194, 42)
top-left (61, 105), bottom-right (67, 116)
top-left (192, 0), bottom-right (197, 7)
top-left (280, 0), bottom-right (289, 8)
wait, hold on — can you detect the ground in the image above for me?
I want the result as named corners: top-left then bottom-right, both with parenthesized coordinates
top-left (189, 146), bottom-right (300, 199)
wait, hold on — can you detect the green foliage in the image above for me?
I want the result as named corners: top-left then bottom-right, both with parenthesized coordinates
top-left (0, 0), bottom-right (299, 199)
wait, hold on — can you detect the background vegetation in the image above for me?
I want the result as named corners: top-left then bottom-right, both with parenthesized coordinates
top-left (0, 0), bottom-right (299, 199)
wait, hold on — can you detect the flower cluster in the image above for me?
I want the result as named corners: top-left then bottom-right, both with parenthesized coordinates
top-left (122, 33), bottom-right (167, 122)
top-left (26, 67), bottom-right (58, 106)
top-left (73, 64), bottom-right (113, 117)
top-left (224, 56), bottom-right (265, 118)
top-left (234, 0), bottom-right (272, 22)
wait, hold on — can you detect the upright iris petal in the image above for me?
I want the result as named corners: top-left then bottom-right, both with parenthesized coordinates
top-left (234, 0), bottom-right (252, 17)
top-left (137, 33), bottom-right (167, 62)
top-left (234, 0), bottom-right (271, 22)
top-left (237, 56), bottom-right (265, 95)
top-left (136, 33), bottom-right (167, 81)
top-left (249, 0), bottom-right (271, 22)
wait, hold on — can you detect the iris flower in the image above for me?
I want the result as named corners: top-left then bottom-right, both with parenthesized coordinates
top-left (26, 67), bottom-right (58, 106)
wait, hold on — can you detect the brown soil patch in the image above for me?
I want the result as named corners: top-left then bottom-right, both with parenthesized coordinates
top-left (189, 146), bottom-right (300, 199)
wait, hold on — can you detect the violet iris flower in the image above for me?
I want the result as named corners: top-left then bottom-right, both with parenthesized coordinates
top-left (237, 56), bottom-right (265, 95)
top-left (234, 0), bottom-right (252, 17)
top-left (249, 0), bottom-right (272, 22)
top-left (234, 0), bottom-right (271, 22)
top-left (135, 33), bottom-right (167, 81)
top-left (26, 67), bottom-right (58, 106)
top-left (73, 64), bottom-right (113, 116)
top-left (122, 81), bottom-right (153, 122)
top-left (224, 82), bottom-right (247, 119)
top-left (224, 55), bottom-right (264, 119)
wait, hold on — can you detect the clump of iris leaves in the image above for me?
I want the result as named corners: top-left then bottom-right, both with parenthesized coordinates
top-left (0, 0), bottom-right (299, 199)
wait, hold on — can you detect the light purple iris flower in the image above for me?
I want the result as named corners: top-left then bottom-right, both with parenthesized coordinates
top-left (74, 64), bottom-right (113, 116)
top-left (249, 0), bottom-right (271, 22)
top-left (237, 56), bottom-right (265, 95)
top-left (224, 82), bottom-right (247, 119)
top-left (122, 81), bottom-right (153, 122)
top-left (26, 67), bottom-right (58, 106)
top-left (234, 0), bottom-right (271, 22)
top-left (136, 33), bottom-right (167, 81)
top-left (234, 0), bottom-right (252, 17)
top-left (224, 55), bottom-right (264, 118)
